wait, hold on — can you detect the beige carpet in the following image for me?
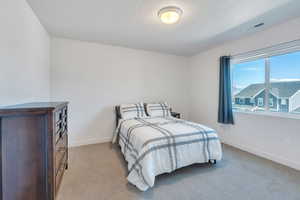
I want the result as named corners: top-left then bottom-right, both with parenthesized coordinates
top-left (57, 143), bottom-right (300, 200)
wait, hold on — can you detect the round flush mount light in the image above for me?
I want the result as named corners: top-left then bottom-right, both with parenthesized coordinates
top-left (158, 6), bottom-right (183, 24)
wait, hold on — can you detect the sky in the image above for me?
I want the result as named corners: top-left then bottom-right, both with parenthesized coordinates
top-left (232, 51), bottom-right (300, 91)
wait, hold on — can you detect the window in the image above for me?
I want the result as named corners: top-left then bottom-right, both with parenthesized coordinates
top-left (269, 98), bottom-right (274, 107)
top-left (232, 59), bottom-right (265, 112)
top-left (231, 40), bottom-right (300, 117)
top-left (239, 98), bottom-right (245, 104)
top-left (258, 98), bottom-right (264, 107)
top-left (281, 99), bottom-right (287, 105)
top-left (269, 51), bottom-right (300, 113)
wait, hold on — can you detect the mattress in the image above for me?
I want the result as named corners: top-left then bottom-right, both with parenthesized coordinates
top-left (113, 116), bottom-right (222, 191)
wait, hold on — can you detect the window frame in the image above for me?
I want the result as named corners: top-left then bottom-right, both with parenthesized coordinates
top-left (269, 98), bottom-right (274, 107)
top-left (231, 39), bottom-right (300, 120)
top-left (239, 98), bottom-right (245, 104)
top-left (257, 98), bottom-right (264, 107)
top-left (281, 99), bottom-right (287, 105)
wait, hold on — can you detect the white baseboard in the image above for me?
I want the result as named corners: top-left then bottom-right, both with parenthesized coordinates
top-left (223, 140), bottom-right (300, 171)
top-left (69, 137), bottom-right (112, 147)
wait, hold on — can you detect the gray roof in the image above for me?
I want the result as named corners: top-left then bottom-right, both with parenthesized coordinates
top-left (235, 81), bottom-right (300, 98)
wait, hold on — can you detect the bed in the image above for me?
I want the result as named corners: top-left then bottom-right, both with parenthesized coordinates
top-left (113, 104), bottom-right (222, 191)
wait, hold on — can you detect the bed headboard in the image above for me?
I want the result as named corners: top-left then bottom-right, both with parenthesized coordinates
top-left (115, 105), bottom-right (121, 127)
top-left (116, 103), bottom-right (166, 126)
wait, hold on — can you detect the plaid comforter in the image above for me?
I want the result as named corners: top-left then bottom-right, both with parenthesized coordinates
top-left (113, 117), bottom-right (222, 191)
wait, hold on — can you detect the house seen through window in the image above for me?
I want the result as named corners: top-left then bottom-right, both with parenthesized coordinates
top-left (232, 50), bottom-right (300, 116)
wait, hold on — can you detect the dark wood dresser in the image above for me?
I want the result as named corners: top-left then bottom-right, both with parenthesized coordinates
top-left (0, 102), bottom-right (69, 200)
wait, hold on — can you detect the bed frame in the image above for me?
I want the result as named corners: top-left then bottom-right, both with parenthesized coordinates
top-left (115, 104), bottom-right (149, 127)
top-left (115, 106), bottom-right (121, 127)
top-left (114, 105), bottom-right (216, 165)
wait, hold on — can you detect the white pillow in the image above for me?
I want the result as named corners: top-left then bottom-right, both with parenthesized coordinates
top-left (120, 102), bottom-right (147, 119)
top-left (146, 102), bottom-right (171, 117)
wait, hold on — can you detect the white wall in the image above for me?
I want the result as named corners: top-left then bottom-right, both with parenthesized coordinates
top-left (5, 0), bottom-right (299, 171)
top-left (189, 17), bottom-right (300, 170)
top-left (0, 0), bottom-right (50, 106)
top-left (50, 38), bottom-right (189, 146)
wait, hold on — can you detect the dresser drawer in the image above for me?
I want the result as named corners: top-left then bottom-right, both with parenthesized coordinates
top-left (55, 153), bottom-right (67, 194)
top-left (61, 118), bottom-right (67, 134)
top-left (55, 109), bottom-right (63, 123)
top-left (54, 107), bottom-right (68, 142)
top-left (55, 122), bottom-right (63, 143)
top-left (55, 132), bottom-right (67, 173)
top-left (62, 107), bottom-right (67, 116)
top-left (63, 115), bottom-right (68, 132)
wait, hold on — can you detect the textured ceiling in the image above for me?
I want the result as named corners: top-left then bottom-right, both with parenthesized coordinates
top-left (27, 0), bottom-right (300, 56)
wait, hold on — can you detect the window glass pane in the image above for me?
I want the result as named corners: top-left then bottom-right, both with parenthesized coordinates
top-left (232, 59), bottom-right (265, 112)
top-left (269, 51), bottom-right (300, 114)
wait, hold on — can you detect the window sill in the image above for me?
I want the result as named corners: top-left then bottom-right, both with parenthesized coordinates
top-left (233, 110), bottom-right (300, 120)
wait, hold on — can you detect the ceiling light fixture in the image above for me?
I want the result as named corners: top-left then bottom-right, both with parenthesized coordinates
top-left (158, 6), bottom-right (183, 24)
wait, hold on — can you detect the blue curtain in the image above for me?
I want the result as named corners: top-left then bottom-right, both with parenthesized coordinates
top-left (218, 56), bottom-right (234, 124)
